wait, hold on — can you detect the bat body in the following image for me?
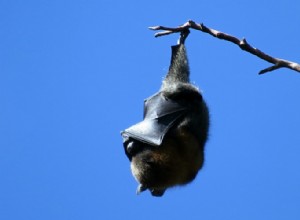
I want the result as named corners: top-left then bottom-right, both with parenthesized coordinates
top-left (121, 44), bottom-right (209, 196)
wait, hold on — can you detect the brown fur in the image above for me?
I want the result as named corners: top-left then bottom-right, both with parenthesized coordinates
top-left (124, 44), bottom-right (209, 196)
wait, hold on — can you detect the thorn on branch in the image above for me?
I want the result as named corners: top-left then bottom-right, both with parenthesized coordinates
top-left (149, 20), bottom-right (300, 74)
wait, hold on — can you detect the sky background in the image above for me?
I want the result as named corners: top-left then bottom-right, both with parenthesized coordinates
top-left (1, 1), bottom-right (300, 219)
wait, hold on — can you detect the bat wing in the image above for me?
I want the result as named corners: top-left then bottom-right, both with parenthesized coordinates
top-left (121, 92), bottom-right (187, 146)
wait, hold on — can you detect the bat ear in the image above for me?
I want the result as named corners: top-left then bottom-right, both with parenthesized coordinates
top-left (150, 188), bottom-right (165, 197)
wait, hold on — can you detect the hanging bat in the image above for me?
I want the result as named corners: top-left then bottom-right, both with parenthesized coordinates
top-left (121, 33), bottom-right (209, 196)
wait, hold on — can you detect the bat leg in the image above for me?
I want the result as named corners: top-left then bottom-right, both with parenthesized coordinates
top-left (136, 184), bottom-right (148, 195)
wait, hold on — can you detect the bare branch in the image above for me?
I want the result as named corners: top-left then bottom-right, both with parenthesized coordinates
top-left (149, 20), bottom-right (300, 74)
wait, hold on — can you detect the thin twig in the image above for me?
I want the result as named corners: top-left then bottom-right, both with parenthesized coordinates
top-left (149, 20), bottom-right (300, 74)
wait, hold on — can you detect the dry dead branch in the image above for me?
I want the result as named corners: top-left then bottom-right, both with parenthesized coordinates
top-left (149, 20), bottom-right (300, 74)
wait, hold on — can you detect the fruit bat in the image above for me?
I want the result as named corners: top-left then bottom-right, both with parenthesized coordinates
top-left (121, 36), bottom-right (209, 197)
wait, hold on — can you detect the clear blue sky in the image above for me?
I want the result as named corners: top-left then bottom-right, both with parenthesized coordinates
top-left (1, 1), bottom-right (300, 219)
